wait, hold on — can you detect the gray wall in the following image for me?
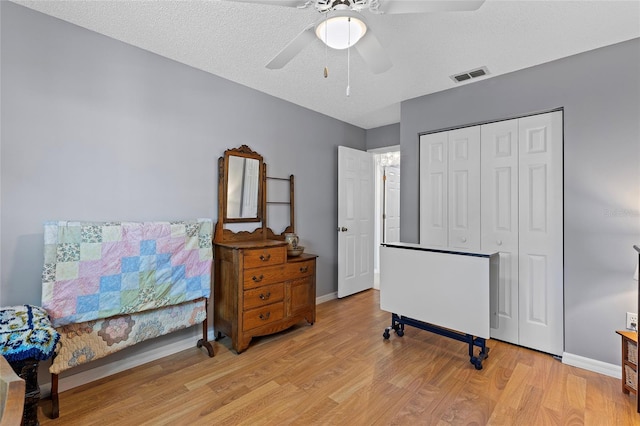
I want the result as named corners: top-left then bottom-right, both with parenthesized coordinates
top-left (0, 2), bottom-right (365, 310)
top-left (399, 38), bottom-right (640, 365)
top-left (365, 123), bottom-right (400, 150)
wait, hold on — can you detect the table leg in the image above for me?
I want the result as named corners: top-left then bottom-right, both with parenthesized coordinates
top-left (9, 358), bottom-right (40, 426)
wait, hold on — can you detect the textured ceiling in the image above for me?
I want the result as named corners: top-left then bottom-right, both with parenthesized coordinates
top-left (12, 0), bottom-right (640, 129)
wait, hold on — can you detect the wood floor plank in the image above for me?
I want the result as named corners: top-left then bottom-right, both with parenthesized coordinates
top-left (39, 289), bottom-right (639, 425)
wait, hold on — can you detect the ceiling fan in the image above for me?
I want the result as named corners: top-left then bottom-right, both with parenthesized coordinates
top-left (228, 0), bottom-right (486, 74)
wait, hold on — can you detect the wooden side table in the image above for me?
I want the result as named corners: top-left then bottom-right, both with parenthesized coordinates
top-left (8, 358), bottom-right (40, 426)
top-left (616, 330), bottom-right (638, 395)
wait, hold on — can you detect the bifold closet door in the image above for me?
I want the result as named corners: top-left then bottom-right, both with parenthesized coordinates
top-left (420, 127), bottom-right (480, 250)
top-left (481, 119), bottom-right (520, 344)
top-left (518, 111), bottom-right (563, 356)
top-left (420, 132), bottom-right (448, 248)
top-left (420, 111), bottom-right (563, 355)
top-left (448, 127), bottom-right (481, 252)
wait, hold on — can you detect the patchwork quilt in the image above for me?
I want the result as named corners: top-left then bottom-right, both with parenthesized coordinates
top-left (49, 298), bottom-right (206, 374)
top-left (42, 220), bottom-right (213, 327)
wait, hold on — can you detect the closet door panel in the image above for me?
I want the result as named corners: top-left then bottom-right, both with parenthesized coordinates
top-left (481, 119), bottom-right (519, 344)
top-left (518, 111), bottom-right (564, 356)
top-left (448, 127), bottom-right (480, 251)
top-left (420, 132), bottom-right (448, 247)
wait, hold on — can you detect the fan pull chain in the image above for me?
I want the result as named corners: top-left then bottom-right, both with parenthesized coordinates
top-left (323, 11), bottom-right (328, 78)
top-left (346, 16), bottom-right (351, 96)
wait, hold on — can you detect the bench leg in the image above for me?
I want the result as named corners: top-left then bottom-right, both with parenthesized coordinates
top-left (51, 373), bottom-right (59, 419)
top-left (196, 298), bottom-right (215, 357)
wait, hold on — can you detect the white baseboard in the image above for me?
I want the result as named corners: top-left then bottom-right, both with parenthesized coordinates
top-left (562, 352), bottom-right (621, 379)
top-left (316, 292), bottom-right (337, 304)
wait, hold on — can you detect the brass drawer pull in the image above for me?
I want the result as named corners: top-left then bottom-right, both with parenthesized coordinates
top-left (252, 274), bottom-right (264, 282)
top-left (259, 312), bottom-right (271, 321)
top-left (259, 254), bottom-right (271, 262)
top-left (299, 266), bottom-right (308, 273)
top-left (259, 292), bottom-right (271, 300)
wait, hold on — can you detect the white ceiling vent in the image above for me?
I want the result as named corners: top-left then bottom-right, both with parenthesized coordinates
top-left (450, 66), bottom-right (490, 83)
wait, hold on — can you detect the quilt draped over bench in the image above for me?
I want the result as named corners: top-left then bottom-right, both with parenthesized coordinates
top-left (48, 298), bottom-right (206, 374)
top-left (42, 220), bottom-right (212, 328)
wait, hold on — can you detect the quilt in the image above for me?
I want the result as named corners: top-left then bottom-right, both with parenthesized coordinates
top-left (42, 220), bottom-right (212, 327)
top-left (49, 298), bottom-right (206, 374)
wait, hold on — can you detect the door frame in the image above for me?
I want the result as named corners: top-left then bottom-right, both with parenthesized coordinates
top-left (370, 146), bottom-right (401, 289)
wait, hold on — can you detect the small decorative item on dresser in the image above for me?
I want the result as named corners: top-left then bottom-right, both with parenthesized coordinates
top-left (284, 233), bottom-right (299, 249)
top-left (287, 245), bottom-right (305, 257)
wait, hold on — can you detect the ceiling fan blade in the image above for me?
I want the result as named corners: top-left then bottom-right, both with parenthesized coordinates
top-left (266, 25), bottom-right (316, 69)
top-left (224, 0), bottom-right (304, 7)
top-left (379, 0), bottom-right (486, 14)
top-left (354, 31), bottom-right (392, 74)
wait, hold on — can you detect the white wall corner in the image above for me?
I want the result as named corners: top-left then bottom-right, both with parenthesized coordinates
top-left (562, 352), bottom-right (621, 379)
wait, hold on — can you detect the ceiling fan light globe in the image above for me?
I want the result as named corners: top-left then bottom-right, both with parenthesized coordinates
top-left (315, 16), bottom-right (367, 50)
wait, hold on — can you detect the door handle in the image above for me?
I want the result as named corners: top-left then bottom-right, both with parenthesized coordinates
top-left (259, 292), bottom-right (271, 300)
top-left (259, 312), bottom-right (271, 321)
top-left (337, 227), bottom-right (348, 232)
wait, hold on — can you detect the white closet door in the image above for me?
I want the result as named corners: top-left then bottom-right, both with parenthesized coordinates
top-left (518, 111), bottom-right (564, 356)
top-left (448, 127), bottom-right (481, 251)
top-left (481, 119), bottom-right (520, 344)
top-left (420, 132), bottom-right (448, 247)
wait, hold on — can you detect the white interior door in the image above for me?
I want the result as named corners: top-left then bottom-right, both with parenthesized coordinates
top-left (518, 111), bottom-right (564, 356)
top-left (338, 146), bottom-right (374, 298)
top-left (384, 166), bottom-right (401, 243)
top-left (482, 119), bottom-right (520, 344)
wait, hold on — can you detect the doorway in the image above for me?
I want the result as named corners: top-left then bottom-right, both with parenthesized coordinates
top-left (371, 147), bottom-right (401, 289)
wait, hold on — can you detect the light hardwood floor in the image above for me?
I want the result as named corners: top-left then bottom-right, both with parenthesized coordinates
top-left (39, 289), bottom-right (638, 425)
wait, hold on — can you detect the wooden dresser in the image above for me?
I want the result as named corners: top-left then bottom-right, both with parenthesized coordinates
top-left (213, 145), bottom-right (316, 353)
top-left (214, 240), bottom-right (316, 353)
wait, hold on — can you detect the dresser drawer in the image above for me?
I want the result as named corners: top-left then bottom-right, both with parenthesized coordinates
top-left (243, 264), bottom-right (286, 289)
top-left (243, 246), bottom-right (286, 269)
top-left (244, 283), bottom-right (284, 310)
top-left (284, 259), bottom-right (315, 279)
top-left (243, 302), bottom-right (284, 331)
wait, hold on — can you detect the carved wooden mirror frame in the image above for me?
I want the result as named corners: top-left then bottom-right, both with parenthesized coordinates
top-left (215, 145), bottom-right (266, 243)
top-left (214, 145), bottom-right (296, 244)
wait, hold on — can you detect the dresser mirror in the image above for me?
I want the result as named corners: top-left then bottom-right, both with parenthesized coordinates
top-left (215, 145), bottom-right (296, 243)
top-left (221, 145), bottom-right (263, 223)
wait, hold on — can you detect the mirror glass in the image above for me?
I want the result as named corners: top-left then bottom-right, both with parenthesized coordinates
top-left (226, 155), bottom-right (260, 219)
